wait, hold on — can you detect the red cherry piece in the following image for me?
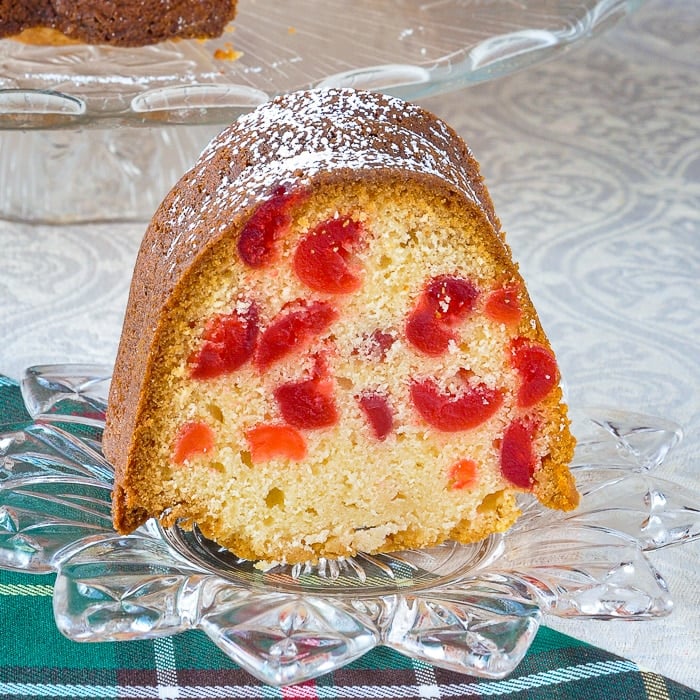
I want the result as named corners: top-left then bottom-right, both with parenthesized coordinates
top-left (366, 330), bottom-right (396, 360)
top-left (485, 284), bottom-right (522, 326)
top-left (512, 339), bottom-right (559, 407)
top-left (246, 424), bottom-right (307, 462)
top-left (405, 308), bottom-right (453, 356)
top-left (448, 459), bottom-right (479, 490)
top-left (424, 276), bottom-right (479, 325)
top-left (500, 419), bottom-right (537, 488)
top-left (406, 275), bottom-right (479, 356)
top-left (410, 378), bottom-right (503, 432)
top-left (238, 186), bottom-right (306, 268)
top-left (357, 391), bottom-right (393, 441)
top-left (190, 304), bottom-right (259, 380)
top-left (173, 421), bottom-right (215, 464)
top-left (274, 376), bottom-right (338, 429)
top-left (255, 300), bottom-right (337, 371)
top-left (293, 216), bottom-right (363, 294)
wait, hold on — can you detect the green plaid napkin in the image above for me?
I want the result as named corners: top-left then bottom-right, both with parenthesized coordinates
top-left (0, 376), bottom-right (697, 699)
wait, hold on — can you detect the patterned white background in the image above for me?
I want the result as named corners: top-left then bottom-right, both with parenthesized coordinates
top-left (0, 0), bottom-right (698, 690)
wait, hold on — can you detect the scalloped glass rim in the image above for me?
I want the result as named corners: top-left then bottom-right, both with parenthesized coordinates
top-left (0, 0), bottom-right (644, 128)
top-left (1, 362), bottom-right (698, 687)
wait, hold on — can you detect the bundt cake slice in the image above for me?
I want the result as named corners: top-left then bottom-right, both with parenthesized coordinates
top-left (0, 1), bottom-right (237, 47)
top-left (103, 88), bottom-right (578, 565)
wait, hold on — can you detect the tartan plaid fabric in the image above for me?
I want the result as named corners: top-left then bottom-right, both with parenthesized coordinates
top-left (0, 376), bottom-right (697, 699)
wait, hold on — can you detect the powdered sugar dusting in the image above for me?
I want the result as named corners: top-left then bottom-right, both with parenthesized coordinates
top-left (165, 89), bottom-right (489, 250)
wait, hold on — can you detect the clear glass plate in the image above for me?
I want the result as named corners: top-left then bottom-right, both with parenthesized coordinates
top-left (0, 0), bottom-right (643, 128)
top-left (1, 363), bottom-right (697, 687)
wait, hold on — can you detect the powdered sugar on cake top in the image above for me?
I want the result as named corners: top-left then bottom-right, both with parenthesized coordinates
top-left (164, 89), bottom-right (492, 251)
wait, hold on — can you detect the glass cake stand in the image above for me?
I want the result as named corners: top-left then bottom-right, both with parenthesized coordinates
top-left (0, 0), bottom-right (643, 222)
top-left (0, 363), bottom-right (697, 687)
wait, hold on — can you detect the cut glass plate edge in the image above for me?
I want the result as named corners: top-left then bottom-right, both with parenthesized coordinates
top-left (0, 362), bottom-right (698, 686)
top-left (0, 0), bottom-right (645, 127)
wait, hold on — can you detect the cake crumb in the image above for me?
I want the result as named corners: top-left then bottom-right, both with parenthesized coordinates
top-left (214, 43), bottom-right (242, 61)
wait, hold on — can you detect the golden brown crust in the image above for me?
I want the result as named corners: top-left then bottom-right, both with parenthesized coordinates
top-left (12, 27), bottom-right (81, 45)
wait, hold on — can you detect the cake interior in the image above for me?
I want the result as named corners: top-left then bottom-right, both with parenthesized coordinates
top-left (120, 178), bottom-right (573, 564)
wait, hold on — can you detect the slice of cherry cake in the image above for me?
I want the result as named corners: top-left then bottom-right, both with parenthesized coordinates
top-left (104, 88), bottom-right (578, 565)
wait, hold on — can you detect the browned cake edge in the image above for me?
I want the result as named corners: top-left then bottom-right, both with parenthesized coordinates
top-left (0, 1), bottom-right (237, 47)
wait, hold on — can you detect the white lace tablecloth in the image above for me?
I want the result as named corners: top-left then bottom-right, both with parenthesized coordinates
top-left (1, 0), bottom-right (698, 690)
